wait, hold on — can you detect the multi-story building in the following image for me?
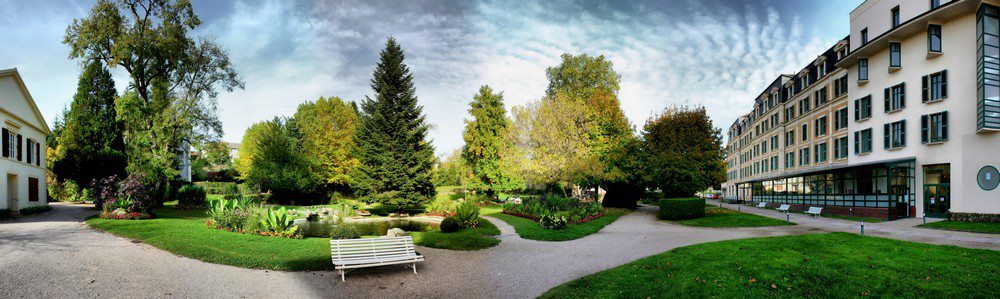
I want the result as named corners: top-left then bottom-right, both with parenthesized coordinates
top-left (724, 0), bottom-right (1000, 220)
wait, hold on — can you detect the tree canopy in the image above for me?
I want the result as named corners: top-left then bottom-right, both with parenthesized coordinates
top-left (642, 106), bottom-right (725, 198)
top-left (293, 97), bottom-right (359, 189)
top-left (351, 38), bottom-right (435, 205)
top-left (234, 118), bottom-right (321, 204)
top-left (461, 86), bottom-right (524, 197)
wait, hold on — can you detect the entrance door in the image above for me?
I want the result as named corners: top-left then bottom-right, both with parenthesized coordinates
top-left (7, 174), bottom-right (18, 211)
top-left (923, 164), bottom-right (951, 218)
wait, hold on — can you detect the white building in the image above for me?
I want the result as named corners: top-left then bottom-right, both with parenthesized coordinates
top-left (724, 0), bottom-right (1000, 220)
top-left (1, 68), bottom-right (50, 211)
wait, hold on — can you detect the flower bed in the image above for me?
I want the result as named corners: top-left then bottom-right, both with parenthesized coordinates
top-left (99, 211), bottom-right (154, 220)
top-left (502, 210), bottom-right (605, 224)
top-left (501, 195), bottom-right (606, 228)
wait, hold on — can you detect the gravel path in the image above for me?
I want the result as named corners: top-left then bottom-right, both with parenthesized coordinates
top-left (0, 203), bottom-right (821, 298)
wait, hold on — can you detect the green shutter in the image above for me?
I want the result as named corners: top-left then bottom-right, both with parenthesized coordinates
top-left (884, 87), bottom-right (891, 112)
top-left (921, 115), bottom-right (929, 144)
top-left (922, 75), bottom-right (929, 103)
top-left (884, 124), bottom-right (890, 149)
top-left (854, 131), bottom-right (860, 154)
top-left (942, 111), bottom-right (949, 141)
top-left (941, 70), bottom-right (948, 98)
top-left (1, 128), bottom-right (7, 158)
top-left (854, 99), bottom-right (861, 120)
top-left (900, 82), bottom-right (906, 108)
top-left (900, 120), bottom-right (907, 147)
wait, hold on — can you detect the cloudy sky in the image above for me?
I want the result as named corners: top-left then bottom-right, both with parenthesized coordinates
top-left (1, 0), bottom-right (862, 156)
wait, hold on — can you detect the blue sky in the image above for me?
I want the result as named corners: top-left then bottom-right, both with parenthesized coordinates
top-left (0, 0), bottom-right (863, 155)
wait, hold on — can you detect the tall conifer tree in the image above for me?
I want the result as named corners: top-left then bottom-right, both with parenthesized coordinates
top-left (462, 85), bottom-right (523, 198)
top-left (52, 60), bottom-right (127, 188)
top-left (351, 38), bottom-right (435, 204)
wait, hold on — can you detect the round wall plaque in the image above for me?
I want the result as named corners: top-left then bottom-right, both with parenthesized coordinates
top-left (979, 166), bottom-right (1000, 191)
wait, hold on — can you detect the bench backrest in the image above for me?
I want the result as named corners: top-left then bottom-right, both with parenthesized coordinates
top-left (807, 207), bottom-right (823, 214)
top-left (778, 204), bottom-right (790, 210)
top-left (330, 236), bottom-right (417, 263)
top-left (757, 202), bottom-right (767, 207)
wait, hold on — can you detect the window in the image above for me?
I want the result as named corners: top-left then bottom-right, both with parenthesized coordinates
top-left (858, 59), bottom-right (869, 81)
top-left (889, 42), bottom-right (902, 68)
top-left (884, 120), bottom-right (907, 149)
top-left (834, 75), bottom-right (848, 97)
top-left (799, 147), bottom-right (811, 166)
top-left (785, 151), bottom-right (795, 168)
top-left (801, 124), bottom-right (808, 141)
top-left (771, 135), bottom-right (778, 151)
top-left (855, 95), bottom-right (872, 121)
top-left (771, 156), bottom-right (778, 170)
top-left (972, 4), bottom-right (999, 131)
top-left (834, 136), bottom-right (849, 159)
top-left (861, 28), bottom-right (869, 44)
top-left (817, 62), bottom-right (827, 78)
top-left (931, 0), bottom-right (941, 9)
top-left (800, 98), bottom-right (811, 115)
top-left (922, 70), bottom-right (948, 102)
top-left (815, 88), bottom-right (828, 107)
top-left (786, 130), bottom-right (795, 147)
top-left (15, 134), bottom-right (22, 162)
top-left (815, 143), bottom-right (828, 163)
top-left (815, 116), bottom-right (828, 136)
top-left (835, 107), bottom-right (849, 130)
top-left (785, 106), bottom-right (795, 122)
top-left (928, 24), bottom-right (942, 53)
top-left (884, 83), bottom-right (906, 112)
top-left (891, 6), bottom-right (901, 28)
top-left (800, 76), bottom-right (809, 90)
top-left (855, 128), bottom-right (873, 154)
top-left (26, 139), bottom-right (34, 165)
top-left (922, 111), bottom-right (949, 143)
top-left (762, 140), bottom-right (768, 154)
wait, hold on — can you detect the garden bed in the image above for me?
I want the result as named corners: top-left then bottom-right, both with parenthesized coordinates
top-left (483, 205), bottom-right (630, 241)
top-left (669, 205), bottom-right (794, 227)
top-left (917, 220), bottom-right (1000, 234)
top-left (541, 232), bottom-right (1000, 298)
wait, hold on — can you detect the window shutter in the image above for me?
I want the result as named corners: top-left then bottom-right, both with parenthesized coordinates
top-left (17, 134), bottom-right (22, 161)
top-left (884, 124), bottom-right (890, 149)
top-left (855, 131), bottom-right (860, 154)
top-left (942, 111), bottom-right (949, 141)
top-left (900, 83), bottom-right (906, 108)
top-left (900, 120), bottom-right (907, 147)
top-left (1, 128), bottom-right (7, 158)
top-left (854, 99), bottom-right (861, 120)
top-left (921, 115), bottom-right (929, 144)
top-left (35, 141), bottom-right (40, 166)
top-left (941, 70), bottom-right (948, 98)
top-left (884, 87), bottom-right (891, 112)
top-left (922, 75), bottom-right (929, 103)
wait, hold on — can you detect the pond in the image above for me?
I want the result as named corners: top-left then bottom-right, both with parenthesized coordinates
top-left (299, 218), bottom-right (440, 238)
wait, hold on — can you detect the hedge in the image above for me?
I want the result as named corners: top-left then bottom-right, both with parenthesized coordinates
top-left (949, 212), bottom-right (1000, 222)
top-left (657, 198), bottom-right (705, 220)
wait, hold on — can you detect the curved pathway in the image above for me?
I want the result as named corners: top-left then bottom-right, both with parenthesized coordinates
top-left (11, 201), bottom-right (997, 298)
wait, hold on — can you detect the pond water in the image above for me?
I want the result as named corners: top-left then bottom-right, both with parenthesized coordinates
top-left (299, 218), bottom-right (440, 238)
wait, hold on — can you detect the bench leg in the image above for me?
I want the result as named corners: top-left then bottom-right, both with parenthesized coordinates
top-left (340, 269), bottom-right (345, 282)
top-left (412, 262), bottom-right (418, 274)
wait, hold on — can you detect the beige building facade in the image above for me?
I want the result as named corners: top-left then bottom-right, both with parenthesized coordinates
top-left (724, 0), bottom-right (1000, 220)
top-left (1, 68), bottom-right (50, 211)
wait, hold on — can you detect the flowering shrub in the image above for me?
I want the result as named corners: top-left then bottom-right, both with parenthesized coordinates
top-left (116, 172), bottom-right (154, 214)
top-left (502, 195), bottom-right (604, 224)
top-left (91, 176), bottom-right (118, 209)
top-left (539, 213), bottom-right (567, 230)
top-left (99, 209), bottom-right (153, 220)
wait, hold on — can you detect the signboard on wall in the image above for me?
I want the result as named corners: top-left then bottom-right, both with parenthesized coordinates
top-left (979, 166), bottom-right (1000, 191)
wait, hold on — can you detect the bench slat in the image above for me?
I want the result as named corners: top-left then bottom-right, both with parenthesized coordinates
top-left (330, 236), bottom-right (425, 280)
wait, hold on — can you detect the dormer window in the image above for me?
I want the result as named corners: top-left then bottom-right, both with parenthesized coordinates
top-left (817, 62), bottom-right (827, 78)
top-left (891, 6), bottom-right (901, 28)
top-left (861, 28), bottom-right (869, 44)
top-left (889, 42), bottom-right (902, 69)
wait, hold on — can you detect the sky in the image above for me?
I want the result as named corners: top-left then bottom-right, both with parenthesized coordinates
top-left (0, 0), bottom-right (864, 156)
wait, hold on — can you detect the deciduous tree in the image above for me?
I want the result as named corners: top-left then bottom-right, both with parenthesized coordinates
top-left (234, 118), bottom-right (321, 204)
top-left (642, 106), bottom-right (725, 198)
top-left (293, 97), bottom-right (359, 190)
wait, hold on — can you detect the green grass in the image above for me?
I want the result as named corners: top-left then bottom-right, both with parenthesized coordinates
top-left (919, 220), bottom-right (1000, 234)
top-left (670, 205), bottom-right (795, 227)
top-left (541, 232), bottom-right (1000, 298)
top-left (482, 205), bottom-right (630, 241)
top-left (761, 206), bottom-right (887, 223)
top-left (87, 208), bottom-right (334, 271)
top-left (87, 204), bottom-right (501, 271)
top-left (411, 218), bottom-right (501, 250)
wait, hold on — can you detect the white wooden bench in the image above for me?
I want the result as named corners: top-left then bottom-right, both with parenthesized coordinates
top-left (330, 236), bottom-right (424, 281)
top-left (776, 204), bottom-right (791, 212)
top-left (806, 207), bottom-right (823, 217)
top-left (756, 202), bottom-right (767, 209)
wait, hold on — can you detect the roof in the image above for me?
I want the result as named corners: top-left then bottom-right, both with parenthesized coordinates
top-left (0, 68), bottom-right (52, 134)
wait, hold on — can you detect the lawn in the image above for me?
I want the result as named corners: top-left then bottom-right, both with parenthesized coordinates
top-left (541, 232), bottom-right (1000, 298)
top-left (670, 205), bottom-right (795, 227)
top-left (760, 205), bottom-right (886, 223)
top-left (87, 205), bottom-right (501, 271)
top-left (482, 205), bottom-right (630, 241)
top-left (918, 220), bottom-right (1000, 234)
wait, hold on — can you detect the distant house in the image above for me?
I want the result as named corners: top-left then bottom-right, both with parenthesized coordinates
top-left (1, 68), bottom-right (50, 211)
top-left (225, 142), bottom-right (239, 160)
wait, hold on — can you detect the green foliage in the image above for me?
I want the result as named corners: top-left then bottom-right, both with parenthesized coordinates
top-left (177, 185), bottom-right (207, 207)
top-left (234, 118), bottom-right (322, 204)
top-left (62, 180), bottom-right (91, 203)
top-left (258, 207), bottom-right (298, 235)
top-left (351, 38), bottom-right (435, 205)
top-left (440, 217), bottom-right (460, 233)
top-left (18, 205), bottom-right (53, 215)
top-left (64, 0), bottom-right (244, 203)
top-left (328, 225), bottom-right (360, 239)
top-left (194, 181), bottom-right (238, 195)
top-left (920, 220), bottom-right (1000, 234)
top-left (461, 85), bottom-right (524, 198)
top-left (453, 201), bottom-right (481, 228)
top-left (427, 197), bottom-right (458, 215)
top-left (293, 97), bottom-right (359, 188)
top-left (50, 60), bottom-right (127, 189)
top-left (510, 93), bottom-right (601, 186)
top-left (432, 150), bottom-right (469, 187)
top-left (673, 206), bottom-right (795, 227)
top-left (539, 213), bottom-right (567, 230)
top-left (107, 197), bottom-right (133, 211)
top-left (656, 198), bottom-right (706, 220)
top-left (642, 106), bottom-right (725, 198)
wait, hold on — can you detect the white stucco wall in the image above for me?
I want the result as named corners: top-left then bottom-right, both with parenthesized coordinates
top-left (1, 74), bottom-right (49, 211)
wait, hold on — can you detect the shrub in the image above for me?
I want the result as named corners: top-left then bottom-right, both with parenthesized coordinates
top-left (91, 175), bottom-right (119, 209)
top-left (258, 207), bottom-right (298, 236)
top-left (949, 212), bottom-right (1000, 222)
top-left (427, 197), bottom-right (458, 216)
top-left (0, 209), bottom-right (12, 220)
top-left (329, 225), bottom-right (360, 239)
top-left (657, 198), bottom-right (705, 220)
top-left (194, 181), bottom-right (239, 195)
top-left (539, 213), bottom-right (567, 230)
top-left (177, 185), bottom-right (208, 208)
top-left (454, 201), bottom-right (481, 228)
top-left (440, 217), bottom-right (460, 233)
top-left (116, 172), bottom-right (154, 214)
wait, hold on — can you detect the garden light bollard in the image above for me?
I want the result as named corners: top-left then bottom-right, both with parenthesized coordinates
top-left (861, 220), bottom-right (865, 236)
top-left (850, 208), bottom-right (854, 218)
top-left (923, 213), bottom-right (927, 225)
top-left (786, 212), bottom-right (789, 222)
